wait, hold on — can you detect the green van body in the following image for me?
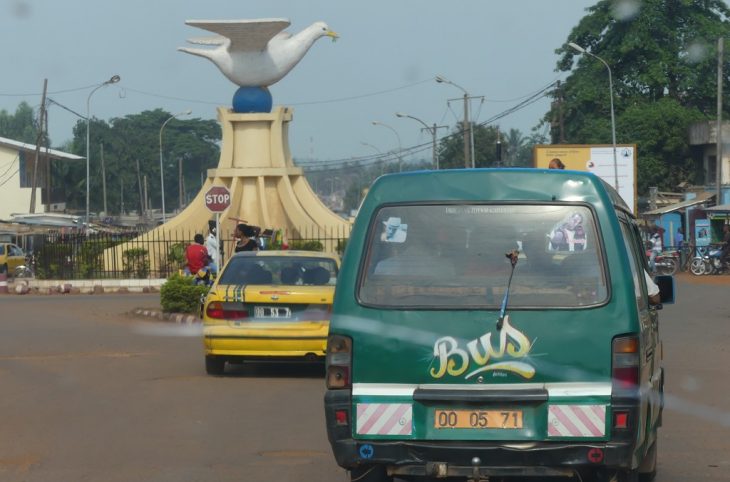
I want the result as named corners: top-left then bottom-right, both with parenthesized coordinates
top-left (325, 169), bottom-right (669, 482)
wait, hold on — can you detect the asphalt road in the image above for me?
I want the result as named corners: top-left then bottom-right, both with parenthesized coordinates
top-left (0, 278), bottom-right (728, 482)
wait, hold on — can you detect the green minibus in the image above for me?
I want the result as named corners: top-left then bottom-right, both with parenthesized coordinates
top-left (325, 169), bottom-right (674, 482)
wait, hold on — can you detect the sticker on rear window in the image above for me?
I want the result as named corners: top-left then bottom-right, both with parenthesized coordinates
top-left (381, 217), bottom-right (408, 243)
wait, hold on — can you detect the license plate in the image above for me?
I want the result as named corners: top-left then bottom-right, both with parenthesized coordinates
top-left (434, 409), bottom-right (523, 429)
top-left (254, 306), bottom-right (292, 318)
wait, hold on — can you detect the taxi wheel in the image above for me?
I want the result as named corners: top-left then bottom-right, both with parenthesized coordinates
top-left (205, 356), bottom-right (225, 375)
top-left (1, 264), bottom-right (6, 275)
top-left (350, 465), bottom-right (392, 482)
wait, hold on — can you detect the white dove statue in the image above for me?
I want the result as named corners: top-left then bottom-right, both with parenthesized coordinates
top-left (179, 18), bottom-right (338, 88)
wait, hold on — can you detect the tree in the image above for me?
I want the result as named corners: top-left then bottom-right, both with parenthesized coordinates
top-left (546, 0), bottom-right (730, 193)
top-left (437, 123), bottom-right (501, 169)
top-left (61, 109), bottom-right (221, 214)
top-left (0, 102), bottom-right (40, 144)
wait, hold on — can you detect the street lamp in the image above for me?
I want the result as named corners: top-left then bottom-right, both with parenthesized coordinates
top-left (361, 141), bottom-right (386, 175)
top-left (159, 109), bottom-right (192, 224)
top-left (568, 42), bottom-right (619, 190)
top-left (436, 75), bottom-right (474, 169)
top-left (86, 74), bottom-right (120, 228)
top-left (371, 121), bottom-right (403, 171)
top-left (396, 112), bottom-right (443, 170)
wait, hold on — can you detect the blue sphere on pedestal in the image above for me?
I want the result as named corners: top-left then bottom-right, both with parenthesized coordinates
top-left (232, 86), bottom-right (272, 113)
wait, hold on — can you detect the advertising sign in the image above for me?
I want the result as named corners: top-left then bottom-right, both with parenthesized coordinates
top-left (695, 218), bottom-right (711, 248)
top-left (534, 144), bottom-right (637, 213)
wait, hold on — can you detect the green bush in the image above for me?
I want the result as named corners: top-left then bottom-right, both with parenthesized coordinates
top-left (336, 238), bottom-right (348, 256)
top-left (289, 240), bottom-right (324, 252)
top-left (160, 273), bottom-right (210, 314)
top-left (122, 248), bottom-right (149, 278)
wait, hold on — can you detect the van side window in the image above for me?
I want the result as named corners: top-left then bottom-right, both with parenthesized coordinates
top-left (619, 220), bottom-right (648, 308)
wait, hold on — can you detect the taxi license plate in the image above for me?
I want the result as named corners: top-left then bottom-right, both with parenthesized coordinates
top-left (254, 306), bottom-right (292, 318)
top-left (434, 409), bottom-right (523, 429)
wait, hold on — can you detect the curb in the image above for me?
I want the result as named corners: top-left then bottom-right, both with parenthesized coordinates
top-left (131, 308), bottom-right (200, 324)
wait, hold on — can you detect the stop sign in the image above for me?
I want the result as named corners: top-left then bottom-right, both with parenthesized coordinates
top-left (204, 185), bottom-right (231, 212)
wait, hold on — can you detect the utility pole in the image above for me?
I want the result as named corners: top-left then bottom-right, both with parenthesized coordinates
top-left (143, 175), bottom-right (149, 218)
top-left (29, 78), bottom-right (48, 214)
top-left (496, 127), bottom-right (503, 167)
top-left (179, 157), bottom-right (184, 210)
top-left (100, 143), bottom-right (107, 215)
top-left (135, 158), bottom-right (144, 216)
top-left (120, 178), bottom-right (124, 215)
top-left (717, 37), bottom-right (724, 203)
top-left (44, 106), bottom-right (51, 212)
top-left (462, 93), bottom-right (470, 168)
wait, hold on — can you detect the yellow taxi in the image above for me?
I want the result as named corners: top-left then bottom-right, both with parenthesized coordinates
top-left (0, 243), bottom-right (25, 275)
top-left (202, 250), bottom-right (340, 375)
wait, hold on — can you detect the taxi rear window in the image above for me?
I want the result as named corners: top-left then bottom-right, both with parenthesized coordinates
top-left (358, 204), bottom-right (608, 309)
top-left (219, 256), bottom-right (338, 286)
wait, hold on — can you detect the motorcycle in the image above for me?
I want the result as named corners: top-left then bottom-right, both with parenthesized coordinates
top-left (689, 247), bottom-right (730, 275)
top-left (646, 249), bottom-right (679, 276)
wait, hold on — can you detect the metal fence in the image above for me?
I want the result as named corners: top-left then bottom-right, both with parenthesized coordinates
top-left (32, 224), bottom-right (351, 280)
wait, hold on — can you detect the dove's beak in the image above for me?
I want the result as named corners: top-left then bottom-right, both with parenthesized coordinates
top-left (326, 29), bottom-right (339, 40)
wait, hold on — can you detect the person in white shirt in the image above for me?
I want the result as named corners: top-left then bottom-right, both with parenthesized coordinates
top-left (206, 226), bottom-right (219, 275)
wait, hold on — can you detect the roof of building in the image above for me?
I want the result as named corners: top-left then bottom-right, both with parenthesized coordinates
top-left (0, 136), bottom-right (83, 161)
top-left (642, 191), bottom-right (715, 215)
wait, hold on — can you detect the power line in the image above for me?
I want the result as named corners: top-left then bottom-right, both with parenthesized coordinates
top-left (47, 98), bottom-right (87, 119)
top-left (0, 83), bottom-right (99, 97)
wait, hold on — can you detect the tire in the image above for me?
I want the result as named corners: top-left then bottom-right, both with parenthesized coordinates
top-left (0, 264), bottom-right (7, 275)
top-left (639, 440), bottom-right (657, 482)
top-left (205, 356), bottom-right (225, 375)
top-left (350, 465), bottom-right (392, 482)
top-left (657, 258), bottom-right (678, 276)
top-left (690, 258), bottom-right (707, 275)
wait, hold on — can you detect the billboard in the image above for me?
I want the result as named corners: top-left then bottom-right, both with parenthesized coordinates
top-left (534, 144), bottom-right (637, 213)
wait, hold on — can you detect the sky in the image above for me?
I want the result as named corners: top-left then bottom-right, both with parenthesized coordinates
top-left (0, 0), bottom-right (601, 167)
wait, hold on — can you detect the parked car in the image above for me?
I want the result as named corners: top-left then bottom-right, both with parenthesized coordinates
top-left (201, 249), bottom-right (340, 375)
top-left (0, 243), bottom-right (25, 275)
top-left (324, 168), bottom-right (674, 482)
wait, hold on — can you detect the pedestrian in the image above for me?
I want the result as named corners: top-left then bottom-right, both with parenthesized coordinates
top-left (206, 222), bottom-right (219, 275)
top-left (548, 158), bottom-right (565, 170)
top-left (675, 227), bottom-right (685, 269)
top-left (234, 223), bottom-right (259, 252)
top-left (185, 234), bottom-right (210, 284)
top-left (649, 228), bottom-right (662, 273)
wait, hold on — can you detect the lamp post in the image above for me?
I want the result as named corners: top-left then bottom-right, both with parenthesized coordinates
top-left (86, 74), bottom-right (120, 228)
top-left (361, 141), bottom-right (385, 175)
top-left (436, 75), bottom-right (474, 169)
top-left (159, 109), bottom-right (192, 224)
top-left (371, 121), bottom-right (403, 171)
top-left (568, 42), bottom-right (619, 190)
top-left (396, 112), bottom-right (446, 170)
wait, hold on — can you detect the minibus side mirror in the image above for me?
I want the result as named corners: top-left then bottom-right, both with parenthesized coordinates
top-left (655, 275), bottom-right (675, 305)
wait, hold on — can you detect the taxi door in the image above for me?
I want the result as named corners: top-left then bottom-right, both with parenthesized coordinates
top-left (7, 244), bottom-right (25, 272)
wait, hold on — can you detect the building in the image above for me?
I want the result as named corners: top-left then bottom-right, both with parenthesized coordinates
top-left (0, 136), bottom-right (83, 220)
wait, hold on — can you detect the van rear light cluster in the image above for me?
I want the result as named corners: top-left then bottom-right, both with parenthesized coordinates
top-left (205, 301), bottom-right (249, 320)
top-left (326, 335), bottom-right (352, 389)
top-left (612, 336), bottom-right (639, 391)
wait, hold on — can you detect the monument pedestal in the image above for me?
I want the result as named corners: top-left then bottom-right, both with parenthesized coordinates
top-left (106, 106), bottom-right (349, 272)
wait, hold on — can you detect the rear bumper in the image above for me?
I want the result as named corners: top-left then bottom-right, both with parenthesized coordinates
top-left (325, 390), bottom-right (639, 477)
top-left (204, 325), bottom-right (327, 357)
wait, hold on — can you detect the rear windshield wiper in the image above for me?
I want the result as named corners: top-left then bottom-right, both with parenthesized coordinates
top-left (497, 249), bottom-right (520, 331)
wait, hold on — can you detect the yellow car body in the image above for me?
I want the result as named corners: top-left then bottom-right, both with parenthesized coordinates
top-left (0, 243), bottom-right (25, 274)
top-left (202, 250), bottom-right (340, 374)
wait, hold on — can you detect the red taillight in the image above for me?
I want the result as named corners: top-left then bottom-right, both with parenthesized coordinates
top-left (326, 335), bottom-right (352, 389)
top-left (206, 301), bottom-right (249, 320)
top-left (613, 410), bottom-right (629, 429)
top-left (335, 409), bottom-right (349, 426)
top-left (612, 336), bottom-right (639, 391)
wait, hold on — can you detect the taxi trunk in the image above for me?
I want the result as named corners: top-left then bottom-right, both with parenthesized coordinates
top-left (204, 284), bottom-right (333, 359)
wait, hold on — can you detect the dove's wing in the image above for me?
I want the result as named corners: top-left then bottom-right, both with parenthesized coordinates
top-left (186, 36), bottom-right (226, 46)
top-left (185, 18), bottom-right (290, 52)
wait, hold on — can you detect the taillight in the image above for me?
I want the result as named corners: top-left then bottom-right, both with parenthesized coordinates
top-left (612, 336), bottom-right (639, 391)
top-left (206, 301), bottom-right (249, 320)
top-left (326, 335), bottom-right (352, 389)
